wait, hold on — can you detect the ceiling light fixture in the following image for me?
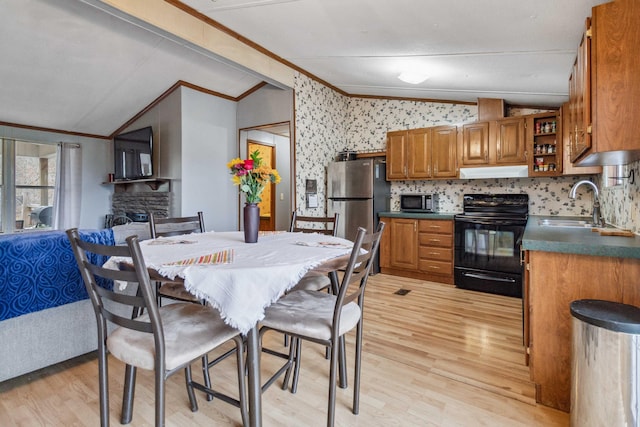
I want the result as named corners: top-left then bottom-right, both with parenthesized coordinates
top-left (398, 71), bottom-right (429, 85)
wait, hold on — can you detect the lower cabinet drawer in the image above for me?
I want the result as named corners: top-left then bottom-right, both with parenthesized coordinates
top-left (418, 259), bottom-right (452, 274)
top-left (419, 232), bottom-right (452, 248)
top-left (418, 247), bottom-right (452, 262)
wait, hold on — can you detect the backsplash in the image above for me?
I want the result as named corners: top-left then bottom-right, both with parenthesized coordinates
top-left (391, 176), bottom-right (594, 215)
top-left (600, 162), bottom-right (640, 232)
top-left (293, 72), bottom-right (640, 233)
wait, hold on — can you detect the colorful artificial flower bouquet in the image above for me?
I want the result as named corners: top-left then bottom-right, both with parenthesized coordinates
top-left (227, 150), bottom-right (281, 204)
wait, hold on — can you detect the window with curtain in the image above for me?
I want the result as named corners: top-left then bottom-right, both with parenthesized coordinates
top-left (0, 138), bottom-right (58, 233)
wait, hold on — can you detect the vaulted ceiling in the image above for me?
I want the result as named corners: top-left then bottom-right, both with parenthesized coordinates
top-left (1, 0), bottom-right (606, 137)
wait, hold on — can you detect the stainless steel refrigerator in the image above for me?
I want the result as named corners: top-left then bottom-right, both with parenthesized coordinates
top-left (327, 157), bottom-right (390, 272)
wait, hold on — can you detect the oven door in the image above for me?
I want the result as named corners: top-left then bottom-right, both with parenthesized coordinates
top-left (454, 216), bottom-right (526, 275)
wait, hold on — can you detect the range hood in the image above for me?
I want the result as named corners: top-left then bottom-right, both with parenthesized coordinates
top-left (459, 165), bottom-right (529, 179)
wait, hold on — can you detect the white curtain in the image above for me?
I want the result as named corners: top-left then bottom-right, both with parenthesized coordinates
top-left (53, 143), bottom-right (82, 230)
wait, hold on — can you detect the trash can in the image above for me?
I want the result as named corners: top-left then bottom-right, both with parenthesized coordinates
top-left (570, 299), bottom-right (640, 427)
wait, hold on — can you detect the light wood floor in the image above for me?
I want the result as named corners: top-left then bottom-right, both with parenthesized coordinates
top-left (0, 274), bottom-right (569, 426)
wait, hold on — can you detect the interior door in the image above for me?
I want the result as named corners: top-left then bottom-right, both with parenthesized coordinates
top-left (248, 140), bottom-right (275, 231)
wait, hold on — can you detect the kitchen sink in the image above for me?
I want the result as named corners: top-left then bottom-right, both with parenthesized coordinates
top-left (538, 219), bottom-right (596, 228)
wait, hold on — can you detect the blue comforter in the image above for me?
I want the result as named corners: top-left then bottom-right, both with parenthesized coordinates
top-left (0, 229), bottom-right (114, 321)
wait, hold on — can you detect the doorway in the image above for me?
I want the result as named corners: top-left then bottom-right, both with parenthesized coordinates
top-left (239, 122), bottom-right (292, 231)
top-left (247, 140), bottom-right (276, 231)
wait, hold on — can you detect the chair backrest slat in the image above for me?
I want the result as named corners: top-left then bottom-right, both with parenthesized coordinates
top-left (334, 222), bottom-right (385, 320)
top-left (67, 228), bottom-right (163, 337)
top-left (150, 211), bottom-right (205, 238)
top-left (290, 212), bottom-right (339, 236)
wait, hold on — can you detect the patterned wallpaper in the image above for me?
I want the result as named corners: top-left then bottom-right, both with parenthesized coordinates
top-left (293, 75), bottom-right (348, 212)
top-left (293, 72), bottom-right (640, 233)
top-left (600, 162), bottom-right (640, 232)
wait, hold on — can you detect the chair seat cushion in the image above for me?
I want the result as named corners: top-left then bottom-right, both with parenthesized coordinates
top-left (289, 274), bottom-right (331, 292)
top-left (261, 290), bottom-right (361, 341)
top-left (107, 303), bottom-right (239, 371)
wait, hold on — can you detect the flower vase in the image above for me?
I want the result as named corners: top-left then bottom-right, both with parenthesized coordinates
top-left (243, 203), bottom-right (260, 243)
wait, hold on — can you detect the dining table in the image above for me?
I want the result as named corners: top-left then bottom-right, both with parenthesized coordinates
top-left (107, 230), bottom-right (354, 427)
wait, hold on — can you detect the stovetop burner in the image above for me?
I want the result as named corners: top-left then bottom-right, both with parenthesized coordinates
top-left (457, 193), bottom-right (529, 219)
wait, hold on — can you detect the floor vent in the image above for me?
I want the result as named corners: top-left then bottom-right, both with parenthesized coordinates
top-left (394, 289), bottom-right (411, 296)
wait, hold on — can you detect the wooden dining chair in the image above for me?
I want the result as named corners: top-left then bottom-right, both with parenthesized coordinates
top-left (66, 228), bottom-right (247, 427)
top-left (259, 222), bottom-right (385, 427)
top-left (149, 211), bottom-right (205, 305)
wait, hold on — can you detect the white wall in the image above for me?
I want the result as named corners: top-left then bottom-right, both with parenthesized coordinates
top-left (180, 87), bottom-right (238, 231)
top-left (117, 86), bottom-right (238, 232)
top-left (237, 85), bottom-right (293, 129)
top-left (240, 129), bottom-right (291, 230)
top-left (237, 84), bottom-right (293, 230)
top-left (120, 88), bottom-right (183, 217)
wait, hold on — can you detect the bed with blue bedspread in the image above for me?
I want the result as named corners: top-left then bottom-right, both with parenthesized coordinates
top-left (0, 229), bottom-right (115, 382)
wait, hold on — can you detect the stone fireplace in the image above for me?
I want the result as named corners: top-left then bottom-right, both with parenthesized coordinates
top-left (110, 181), bottom-right (172, 221)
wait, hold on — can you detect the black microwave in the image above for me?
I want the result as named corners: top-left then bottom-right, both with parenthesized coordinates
top-left (400, 194), bottom-right (438, 213)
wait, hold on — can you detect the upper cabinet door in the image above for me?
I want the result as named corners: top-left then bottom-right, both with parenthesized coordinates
top-left (589, 0), bottom-right (640, 163)
top-left (431, 125), bottom-right (458, 178)
top-left (561, 102), bottom-right (601, 175)
top-left (386, 130), bottom-right (408, 180)
top-left (570, 19), bottom-right (592, 163)
top-left (407, 128), bottom-right (431, 178)
top-left (495, 117), bottom-right (526, 164)
top-left (460, 122), bottom-right (490, 166)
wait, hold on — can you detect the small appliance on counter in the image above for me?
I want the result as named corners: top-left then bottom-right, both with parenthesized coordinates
top-left (400, 194), bottom-right (438, 213)
top-left (335, 148), bottom-right (357, 161)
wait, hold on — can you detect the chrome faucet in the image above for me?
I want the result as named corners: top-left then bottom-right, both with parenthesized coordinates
top-left (569, 180), bottom-right (604, 227)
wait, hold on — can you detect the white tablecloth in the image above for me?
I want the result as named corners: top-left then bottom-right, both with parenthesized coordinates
top-left (107, 231), bottom-right (353, 334)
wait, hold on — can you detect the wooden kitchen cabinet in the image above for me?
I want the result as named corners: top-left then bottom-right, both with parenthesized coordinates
top-left (525, 250), bottom-right (640, 412)
top-left (386, 130), bottom-right (409, 179)
top-left (417, 219), bottom-right (453, 280)
top-left (568, 19), bottom-right (591, 163)
top-left (386, 125), bottom-right (458, 180)
top-left (560, 102), bottom-right (601, 175)
top-left (460, 122), bottom-right (490, 166)
top-left (493, 116), bottom-right (526, 164)
top-left (407, 128), bottom-right (431, 179)
top-left (460, 117), bottom-right (525, 167)
top-left (388, 218), bottom-right (418, 270)
top-left (380, 217), bottom-right (453, 284)
top-left (571, 0), bottom-right (640, 166)
top-left (527, 112), bottom-right (562, 177)
top-left (430, 126), bottom-right (458, 178)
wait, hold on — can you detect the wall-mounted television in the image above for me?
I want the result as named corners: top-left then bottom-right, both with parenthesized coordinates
top-left (113, 126), bottom-right (153, 180)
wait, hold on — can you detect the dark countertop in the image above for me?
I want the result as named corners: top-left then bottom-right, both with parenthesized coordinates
top-left (379, 211), bottom-right (458, 220)
top-left (523, 215), bottom-right (640, 259)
